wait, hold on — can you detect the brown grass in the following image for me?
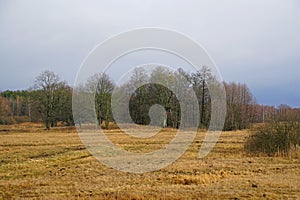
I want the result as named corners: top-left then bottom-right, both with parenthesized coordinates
top-left (0, 124), bottom-right (299, 199)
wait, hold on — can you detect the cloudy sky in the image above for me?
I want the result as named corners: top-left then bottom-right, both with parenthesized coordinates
top-left (0, 0), bottom-right (299, 107)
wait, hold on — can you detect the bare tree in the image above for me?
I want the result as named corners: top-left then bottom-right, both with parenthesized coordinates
top-left (224, 82), bottom-right (256, 130)
top-left (191, 66), bottom-right (212, 127)
top-left (34, 70), bottom-right (65, 129)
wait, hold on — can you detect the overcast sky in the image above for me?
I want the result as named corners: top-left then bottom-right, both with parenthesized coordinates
top-left (0, 0), bottom-right (299, 107)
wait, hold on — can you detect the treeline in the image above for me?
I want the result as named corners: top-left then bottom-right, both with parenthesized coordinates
top-left (0, 71), bottom-right (73, 128)
top-left (0, 67), bottom-right (299, 130)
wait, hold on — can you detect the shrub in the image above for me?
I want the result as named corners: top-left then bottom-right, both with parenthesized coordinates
top-left (0, 117), bottom-right (16, 125)
top-left (245, 122), bottom-right (300, 156)
top-left (14, 116), bottom-right (31, 123)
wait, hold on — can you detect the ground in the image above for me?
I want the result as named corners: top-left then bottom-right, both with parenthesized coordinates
top-left (0, 123), bottom-right (299, 199)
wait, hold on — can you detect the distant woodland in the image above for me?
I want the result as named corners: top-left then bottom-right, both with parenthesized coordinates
top-left (0, 67), bottom-right (299, 130)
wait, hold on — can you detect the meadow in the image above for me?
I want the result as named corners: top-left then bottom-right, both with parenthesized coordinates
top-left (0, 123), bottom-right (299, 199)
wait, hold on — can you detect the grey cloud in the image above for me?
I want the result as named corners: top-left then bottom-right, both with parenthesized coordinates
top-left (0, 0), bottom-right (299, 106)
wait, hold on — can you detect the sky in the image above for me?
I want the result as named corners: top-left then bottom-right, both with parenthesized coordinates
top-left (0, 0), bottom-right (299, 107)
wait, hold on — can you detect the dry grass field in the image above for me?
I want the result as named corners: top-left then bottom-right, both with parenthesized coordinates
top-left (0, 123), bottom-right (299, 199)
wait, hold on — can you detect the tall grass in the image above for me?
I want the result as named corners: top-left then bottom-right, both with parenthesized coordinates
top-left (245, 121), bottom-right (300, 156)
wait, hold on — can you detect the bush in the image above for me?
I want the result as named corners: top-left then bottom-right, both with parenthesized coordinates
top-left (14, 116), bottom-right (31, 123)
top-left (0, 117), bottom-right (16, 125)
top-left (245, 122), bottom-right (300, 156)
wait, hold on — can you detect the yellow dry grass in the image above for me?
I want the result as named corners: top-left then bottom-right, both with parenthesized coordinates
top-left (0, 123), bottom-right (299, 199)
